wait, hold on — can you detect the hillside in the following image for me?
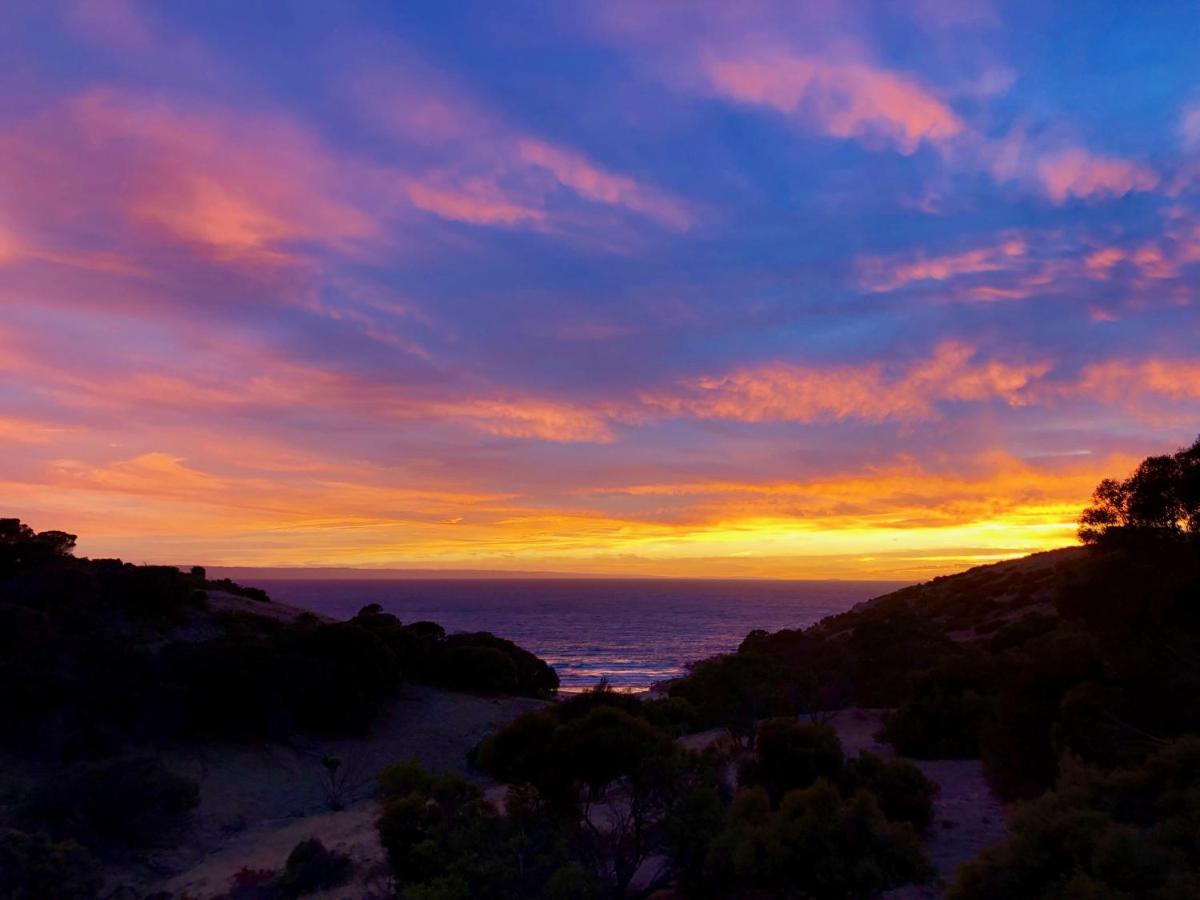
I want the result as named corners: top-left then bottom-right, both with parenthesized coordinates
top-left (0, 518), bottom-right (560, 898)
top-left (829, 546), bottom-right (1088, 640)
top-left (663, 435), bottom-right (1200, 897)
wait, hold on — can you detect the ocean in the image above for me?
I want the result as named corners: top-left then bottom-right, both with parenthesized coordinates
top-left (254, 578), bottom-right (907, 691)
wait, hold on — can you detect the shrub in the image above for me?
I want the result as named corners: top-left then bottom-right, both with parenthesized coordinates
top-left (276, 838), bottom-right (354, 897)
top-left (882, 651), bottom-right (997, 759)
top-left (738, 718), bottom-right (844, 805)
top-left (846, 751), bottom-right (938, 831)
top-left (552, 706), bottom-right (672, 796)
top-left (379, 759), bottom-right (434, 801)
top-left (472, 709), bottom-right (559, 787)
top-left (705, 780), bottom-right (933, 897)
top-left (642, 696), bottom-right (700, 736)
top-left (20, 757), bottom-right (199, 853)
top-left (441, 632), bottom-right (559, 697)
top-left (980, 629), bottom-right (1102, 798)
top-left (281, 622), bottom-right (399, 734)
top-left (0, 519), bottom-right (76, 578)
top-left (0, 829), bottom-right (101, 900)
top-left (845, 614), bottom-right (960, 706)
top-left (440, 645), bottom-right (519, 694)
top-left (670, 653), bottom-right (790, 745)
top-left (949, 738), bottom-right (1200, 900)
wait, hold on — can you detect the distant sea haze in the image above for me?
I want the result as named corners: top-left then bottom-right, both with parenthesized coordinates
top-left (252, 578), bottom-right (909, 691)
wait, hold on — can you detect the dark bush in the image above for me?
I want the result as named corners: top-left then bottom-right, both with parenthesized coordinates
top-left (847, 751), bottom-right (938, 831)
top-left (980, 628), bottom-right (1102, 798)
top-left (705, 781), bottom-right (933, 897)
top-left (882, 650), bottom-right (997, 758)
top-left (738, 718), bottom-right (844, 805)
top-left (96, 562), bottom-right (205, 620)
top-left (276, 838), bottom-right (353, 897)
top-left (378, 758), bottom-right (433, 801)
top-left (0, 829), bottom-right (101, 900)
top-left (846, 614), bottom-right (960, 706)
top-left (642, 696), bottom-right (700, 736)
top-left (281, 623), bottom-right (399, 734)
top-left (987, 612), bottom-right (1059, 652)
top-left (441, 632), bottom-right (559, 697)
top-left (440, 644), bottom-right (519, 693)
top-left (21, 757), bottom-right (198, 853)
top-left (950, 738), bottom-right (1200, 900)
top-left (473, 709), bottom-right (559, 787)
top-left (670, 652), bottom-right (790, 744)
top-left (0, 519), bottom-right (76, 578)
top-left (552, 706), bottom-right (672, 796)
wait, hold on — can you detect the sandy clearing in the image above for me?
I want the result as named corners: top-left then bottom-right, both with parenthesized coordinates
top-left (835, 710), bottom-right (1007, 898)
top-left (113, 685), bottom-right (543, 898)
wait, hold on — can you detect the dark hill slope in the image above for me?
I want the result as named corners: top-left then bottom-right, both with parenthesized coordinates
top-left (673, 537), bottom-right (1199, 801)
top-left (822, 546), bottom-right (1087, 641)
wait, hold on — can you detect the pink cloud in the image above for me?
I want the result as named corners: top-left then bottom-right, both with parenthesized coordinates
top-left (860, 238), bottom-right (1025, 292)
top-left (350, 63), bottom-right (693, 232)
top-left (639, 341), bottom-right (1048, 423)
top-left (518, 139), bottom-right (692, 230)
top-left (400, 175), bottom-right (545, 227)
top-left (0, 90), bottom-right (379, 272)
top-left (704, 52), bottom-right (963, 153)
top-left (1071, 359), bottom-right (1200, 404)
top-left (1036, 148), bottom-right (1158, 203)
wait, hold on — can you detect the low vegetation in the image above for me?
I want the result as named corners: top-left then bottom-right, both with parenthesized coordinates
top-left (448, 685), bottom-right (937, 897)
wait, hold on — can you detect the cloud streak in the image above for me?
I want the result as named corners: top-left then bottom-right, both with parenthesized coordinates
top-left (704, 51), bottom-right (963, 154)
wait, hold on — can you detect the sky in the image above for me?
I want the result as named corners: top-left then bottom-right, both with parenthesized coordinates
top-left (2, 1), bottom-right (1199, 578)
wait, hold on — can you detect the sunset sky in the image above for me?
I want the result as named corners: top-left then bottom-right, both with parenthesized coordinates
top-left (3, 1), bottom-right (1199, 578)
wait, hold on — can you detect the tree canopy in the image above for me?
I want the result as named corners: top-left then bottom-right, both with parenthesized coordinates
top-left (1079, 436), bottom-right (1200, 544)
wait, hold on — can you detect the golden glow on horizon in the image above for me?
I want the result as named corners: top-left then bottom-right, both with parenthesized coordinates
top-left (4, 449), bottom-right (1117, 580)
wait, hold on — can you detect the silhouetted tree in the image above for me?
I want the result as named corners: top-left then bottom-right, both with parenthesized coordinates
top-left (0, 518), bottom-right (76, 577)
top-left (1079, 435), bottom-right (1200, 544)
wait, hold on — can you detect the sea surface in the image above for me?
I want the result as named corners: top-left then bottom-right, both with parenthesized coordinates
top-left (255, 578), bottom-right (907, 691)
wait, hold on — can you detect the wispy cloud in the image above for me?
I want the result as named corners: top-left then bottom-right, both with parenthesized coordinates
top-left (704, 51), bottom-right (963, 154)
top-left (639, 342), bottom-right (1048, 423)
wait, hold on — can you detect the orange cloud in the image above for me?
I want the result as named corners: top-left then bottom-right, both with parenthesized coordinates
top-left (640, 342), bottom-right (1048, 423)
top-left (432, 398), bottom-right (616, 443)
top-left (705, 52), bottom-right (962, 153)
top-left (1037, 148), bottom-right (1158, 203)
top-left (578, 451), bottom-right (1127, 536)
